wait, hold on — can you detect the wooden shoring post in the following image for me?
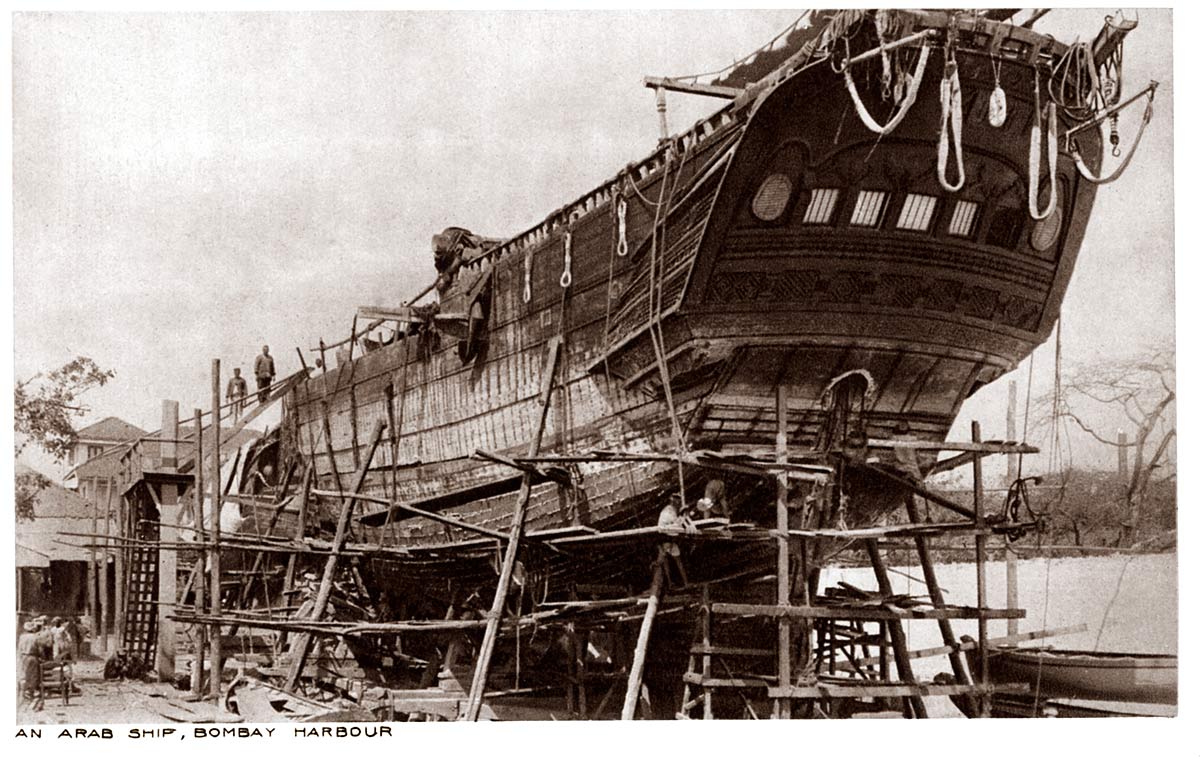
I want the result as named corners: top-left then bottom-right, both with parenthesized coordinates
top-left (319, 401), bottom-right (345, 504)
top-left (238, 457), bottom-right (297, 610)
top-left (114, 475), bottom-right (127, 650)
top-left (865, 539), bottom-right (927, 718)
top-left (295, 346), bottom-right (309, 374)
top-left (190, 409), bottom-right (206, 698)
top-left (701, 583), bottom-right (713, 720)
top-left (88, 485), bottom-right (99, 653)
top-left (284, 420), bottom-right (387, 693)
top-left (210, 361), bottom-right (223, 699)
top-left (463, 337), bottom-right (563, 722)
top-left (774, 382), bottom-right (792, 719)
top-left (972, 420), bottom-right (991, 717)
top-left (621, 551), bottom-right (668, 720)
top-left (278, 464), bottom-right (311, 655)
top-left (346, 316), bottom-right (362, 471)
top-left (282, 466), bottom-right (312, 605)
top-left (904, 495), bottom-right (977, 717)
top-left (1006, 380), bottom-right (1019, 637)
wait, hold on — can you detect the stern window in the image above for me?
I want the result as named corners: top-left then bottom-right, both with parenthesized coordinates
top-left (948, 200), bottom-right (981, 237)
top-left (896, 194), bottom-right (938, 231)
top-left (849, 190), bottom-right (889, 227)
top-left (801, 188), bottom-right (840, 225)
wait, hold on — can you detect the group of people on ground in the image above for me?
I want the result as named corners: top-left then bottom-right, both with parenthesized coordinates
top-left (224, 345), bottom-right (276, 419)
top-left (17, 615), bottom-right (81, 709)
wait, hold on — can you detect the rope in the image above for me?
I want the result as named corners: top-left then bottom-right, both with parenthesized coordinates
top-left (937, 60), bottom-right (965, 192)
top-left (1070, 88), bottom-right (1155, 185)
top-left (522, 248), bottom-right (533, 304)
top-left (843, 43), bottom-right (930, 135)
top-left (559, 232), bottom-right (573, 289)
top-left (615, 197), bottom-right (628, 257)
top-left (1028, 76), bottom-right (1058, 221)
top-left (1049, 41), bottom-right (1104, 121)
top-left (645, 143), bottom-right (688, 504)
top-left (1093, 554), bottom-right (1135, 652)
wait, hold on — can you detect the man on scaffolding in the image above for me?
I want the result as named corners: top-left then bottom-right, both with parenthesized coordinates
top-left (254, 345), bottom-right (275, 404)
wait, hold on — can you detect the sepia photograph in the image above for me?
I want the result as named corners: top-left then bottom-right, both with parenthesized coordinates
top-left (7, 7), bottom-right (1180, 735)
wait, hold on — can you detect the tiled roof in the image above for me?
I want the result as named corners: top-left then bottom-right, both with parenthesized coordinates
top-left (75, 416), bottom-right (147, 443)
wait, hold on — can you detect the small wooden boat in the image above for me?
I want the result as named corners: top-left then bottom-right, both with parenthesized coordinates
top-left (976, 647), bottom-right (1177, 705)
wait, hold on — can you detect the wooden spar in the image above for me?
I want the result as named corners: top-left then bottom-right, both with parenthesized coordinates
top-left (972, 420), bottom-right (991, 717)
top-left (904, 495), bottom-right (977, 717)
top-left (774, 383), bottom-right (792, 720)
top-left (282, 466), bottom-right (311, 608)
top-left (210, 361), bottom-right (223, 699)
top-left (284, 420), bottom-right (386, 693)
top-left (100, 481), bottom-right (112, 653)
top-left (310, 489), bottom-right (509, 542)
top-left (621, 552), bottom-right (667, 720)
top-left (463, 336), bottom-right (563, 722)
top-left (643, 76), bottom-right (741, 100)
top-left (866, 539), bottom-right (927, 718)
top-left (835, 624), bottom-right (1090, 671)
top-left (191, 408), bottom-right (205, 698)
top-left (1006, 380), bottom-right (1019, 637)
top-left (862, 464), bottom-right (977, 519)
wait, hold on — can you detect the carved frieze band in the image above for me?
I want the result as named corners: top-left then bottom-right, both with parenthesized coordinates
top-left (708, 269), bottom-right (1042, 332)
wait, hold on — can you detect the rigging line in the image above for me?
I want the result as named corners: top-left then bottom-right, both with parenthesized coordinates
top-left (645, 144), bottom-right (687, 503)
top-left (669, 11), bottom-right (812, 84)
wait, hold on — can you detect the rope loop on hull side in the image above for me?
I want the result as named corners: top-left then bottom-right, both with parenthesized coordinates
top-left (937, 60), bottom-right (965, 192)
top-left (1069, 84), bottom-right (1156, 185)
top-left (842, 42), bottom-right (931, 136)
top-left (1028, 73), bottom-right (1059, 221)
top-left (560, 232), bottom-right (573, 289)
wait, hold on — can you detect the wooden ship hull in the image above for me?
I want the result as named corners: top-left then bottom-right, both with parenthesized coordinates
top-left (972, 647), bottom-right (1178, 705)
top-left (263, 10), bottom-right (1121, 603)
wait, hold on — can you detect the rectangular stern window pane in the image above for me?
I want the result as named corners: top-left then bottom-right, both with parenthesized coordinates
top-left (849, 190), bottom-right (889, 227)
top-left (896, 193), bottom-right (938, 231)
top-left (802, 188), bottom-right (840, 225)
top-left (948, 200), bottom-right (980, 237)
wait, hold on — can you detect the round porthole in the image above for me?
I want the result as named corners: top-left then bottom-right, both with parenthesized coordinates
top-left (1030, 190), bottom-right (1063, 252)
top-left (751, 173), bottom-right (792, 222)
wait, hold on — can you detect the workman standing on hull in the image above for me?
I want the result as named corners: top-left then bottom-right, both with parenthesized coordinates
top-left (254, 345), bottom-right (275, 404)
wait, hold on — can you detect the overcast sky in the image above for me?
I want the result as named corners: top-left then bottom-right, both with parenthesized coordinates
top-left (11, 10), bottom-right (1174, 477)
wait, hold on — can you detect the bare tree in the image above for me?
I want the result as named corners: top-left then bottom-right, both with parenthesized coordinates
top-left (1037, 345), bottom-right (1175, 546)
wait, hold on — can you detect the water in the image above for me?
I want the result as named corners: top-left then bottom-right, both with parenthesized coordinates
top-left (818, 552), bottom-right (1177, 716)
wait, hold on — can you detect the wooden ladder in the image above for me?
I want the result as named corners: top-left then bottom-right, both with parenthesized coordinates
top-left (121, 519), bottom-right (160, 668)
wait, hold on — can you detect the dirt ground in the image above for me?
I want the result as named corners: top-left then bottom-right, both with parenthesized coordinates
top-left (16, 658), bottom-right (198, 725)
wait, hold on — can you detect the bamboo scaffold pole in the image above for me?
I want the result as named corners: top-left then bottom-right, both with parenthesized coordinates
top-left (972, 420), bottom-right (991, 717)
top-left (210, 361), bottom-right (223, 699)
top-left (463, 336), bottom-right (562, 721)
top-left (284, 420), bottom-right (387, 692)
top-left (191, 408), bottom-right (206, 698)
top-left (621, 551), bottom-right (667, 720)
top-left (903, 495), bottom-right (976, 717)
top-left (774, 382), bottom-right (792, 720)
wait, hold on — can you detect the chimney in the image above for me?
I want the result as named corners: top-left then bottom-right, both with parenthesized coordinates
top-left (161, 400), bottom-right (179, 471)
